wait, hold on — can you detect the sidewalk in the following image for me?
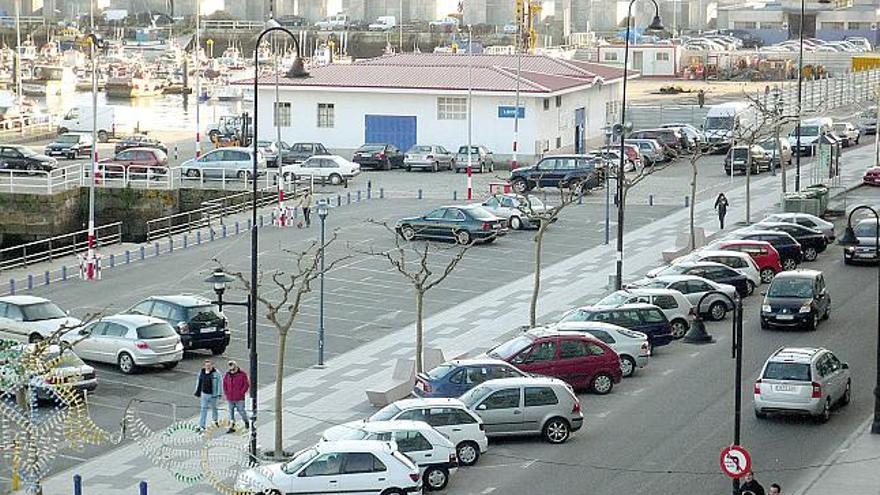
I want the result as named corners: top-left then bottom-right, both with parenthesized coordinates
top-left (34, 145), bottom-right (873, 494)
top-left (798, 418), bottom-right (880, 495)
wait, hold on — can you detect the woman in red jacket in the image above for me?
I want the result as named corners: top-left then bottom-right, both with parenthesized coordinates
top-left (222, 360), bottom-right (250, 433)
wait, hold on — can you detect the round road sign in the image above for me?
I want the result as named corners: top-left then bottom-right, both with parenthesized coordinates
top-left (719, 445), bottom-right (751, 479)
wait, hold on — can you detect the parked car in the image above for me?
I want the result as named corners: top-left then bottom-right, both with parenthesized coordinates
top-left (553, 321), bottom-right (650, 377)
top-left (0, 343), bottom-right (97, 400)
top-left (509, 155), bottom-right (600, 193)
top-left (756, 137), bottom-right (793, 167)
top-left (788, 119), bottom-right (833, 156)
top-left (724, 145), bottom-right (771, 175)
top-left (709, 239), bottom-right (783, 283)
top-left (180, 147), bottom-right (266, 180)
top-left (352, 143), bottom-right (404, 170)
top-left (281, 155), bottom-right (360, 185)
top-left (0, 145), bottom-right (57, 172)
top-left (628, 274), bottom-right (738, 321)
top-left (284, 142), bottom-right (330, 164)
top-left (100, 147), bottom-right (168, 177)
top-left (760, 269), bottom-right (830, 330)
top-left (363, 398), bottom-right (488, 466)
top-left (726, 230), bottom-right (803, 271)
top-left (395, 204), bottom-right (507, 245)
top-left (61, 314), bottom-right (183, 374)
top-left (236, 441), bottom-right (422, 494)
top-left (586, 150), bottom-right (635, 175)
top-left (749, 221), bottom-right (827, 261)
top-left (843, 218), bottom-right (879, 264)
top-left (454, 145), bottom-right (494, 173)
top-left (864, 166), bottom-right (880, 186)
top-left (663, 250), bottom-right (761, 288)
top-left (413, 358), bottom-right (526, 398)
top-left (602, 143), bottom-right (643, 168)
top-left (126, 295), bottom-right (230, 354)
top-left (754, 347), bottom-right (850, 422)
top-left (320, 420), bottom-right (456, 491)
top-left (256, 139), bottom-right (289, 167)
top-left (480, 193), bottom-right (549, 230)
top-left (628, 128), bottom-right (684, 153)
top-left (404, 145), bottom-right (455, 172)
top-left (458, 376), bottom-right (584, 444)
top-left (646, 261), bottom-right (754, 297)
top-left (486, 329), bottom-right (622, 393)
top-left (625, 138), bottom-right (667, 164)
top-left (45, 133), bottom-right (93, 160)
top-left (592, 288), bottom-right (695, 339)
top-left (0, 296), bottom-right (81, 343)
top-left (114, 134), bottom-right (167, 154)
top-left (660, 123), bottom-right (703, 151)
top-left (832, 122), bottom-right (861, 147)
top-left (557, 303), bottom-right (674, 349)
top-left (762, 213), bottom-right (835, 242)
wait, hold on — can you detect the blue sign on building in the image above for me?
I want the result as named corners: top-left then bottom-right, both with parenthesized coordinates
top-left (498, 106), bottom-right (525, 119)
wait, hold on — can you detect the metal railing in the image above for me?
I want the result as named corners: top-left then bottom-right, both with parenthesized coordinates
top-left (176, 166), bottom-right (276, 191)
top-left (0, 163), bottom-right (81, 195)
top-left (85, 163), bottom-right (175, 190)
top-left (0, 222), bottom-right (123, 272)
top-left (202, 19), bottom-right (263, 31)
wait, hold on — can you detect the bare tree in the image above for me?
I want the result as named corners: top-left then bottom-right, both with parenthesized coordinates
top-left (734, 96), bottom-right (785, 224)
top-left (686, 143), bottom-right (721, 250)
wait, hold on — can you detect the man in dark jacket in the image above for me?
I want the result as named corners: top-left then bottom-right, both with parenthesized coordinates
top-left (194, 360), bottom-right (221, 430)
top-left (739, 471), bottom-right (766, 495)
top-left (223, 360), bottom-right (250, 433)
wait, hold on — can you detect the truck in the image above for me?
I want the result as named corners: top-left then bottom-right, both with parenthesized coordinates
top-left (58, 106), bottom-right (116, 142)
top-left (702, 101), bottom-right (757, 152)
top-left (369, 16), bottom-right (396, 31)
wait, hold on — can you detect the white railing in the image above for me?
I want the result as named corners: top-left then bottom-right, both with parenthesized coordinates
top-left (176, 166), bottom-right (276, 191)
top-left (84, 163), bottom-right (175, 190)
top-left (0, 164), bottom-right (80, 195)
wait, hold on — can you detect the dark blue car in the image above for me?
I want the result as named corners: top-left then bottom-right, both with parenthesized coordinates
top-left (559, 303), bottom-right (674, 349)
top-left (412, 359), bottom-right (527, 398)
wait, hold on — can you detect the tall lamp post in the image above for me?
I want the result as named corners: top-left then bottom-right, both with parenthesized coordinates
top-left (83, 32), bottom-right (103, 281)
top-left (316, 199), bottom-right (329, 366)
top-left (793, 0), bottom-right (805, 191)
top-left (838, 206), bottom-right (880, 435)
top-left (615, 0), bottom-right (664, 290)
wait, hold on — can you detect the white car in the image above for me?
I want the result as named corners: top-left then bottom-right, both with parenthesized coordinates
top-left (181, 147), bottom-right (267, 180)
top-left (591, 288), bottom-right (695, 339)
top-left (480, 193), bottom-right (549, 230)
top-left (832, 122), bottom-right (861, 147)
top-left (0, 296), bottom-right (82, 343)
top-left (663, 250), bottom-right (761, 287)
top-left (321, 420), bottom-right (456, 491)
top-left (627, 274), bottom-right (738, 321)
top-left (281, 154), bottom-right (360, 186)
top-left (762, 212), bottom-right (835, 242)
top-left (554, 321), bottom-right (650, 377)
top-left (237, 441), bottom-right (421, 494)
top-left (366, 397), bottom-right (488, 466)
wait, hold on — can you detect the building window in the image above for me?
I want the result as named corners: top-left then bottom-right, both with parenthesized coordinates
top-left (603, 51), bottom-right (618, 61)
top-left (656, 51), bottom-right (670, 61)
top-left (543, 98), bottom-right (550, 110)
top-left (821, 22), bottom-right (844, 31)
top-left (760, 22), bottom-right (783, 29)
top-left (733, 21), bottom-right (756, 30)
top-left (555, 137), bottom-right (561, 148)
top-left (848, 22), bottom-right (871, 31)
top-left (317, 103), bottom-right (335, 128)
top-left (274, 102), bottom-right (291, 127)
top-left (437, 97), bottom-right (467, 120)
top-left (555, 95), bottom-right (562, 107)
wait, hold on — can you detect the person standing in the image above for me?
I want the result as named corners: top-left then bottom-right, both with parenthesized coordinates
top-left (715, 192), bottom-right (730, 230)
top-left (223, 360), bottom-right (250, 433)
top-left (194, 360), bottom-right (221, 430)
top-left (768, 483), bottom-right (781, 495)
top-left (739, 471), bottom-right (766, 495)
top-left (299, 189), bottom-right (313, 227)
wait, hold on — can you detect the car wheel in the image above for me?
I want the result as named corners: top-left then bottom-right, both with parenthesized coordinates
top-left (67, 152), bottom-right (75, 160)
top-left (162, 361), bottom-right (179, 370)
top-left (841, 380), bottom-right (851, 406)
top-left (118, 353), bottom-right (136, 374)
top-left (406, 165), bottom-right (412, 172)
top-left (400, 225), bottom-right (416, 241)
top-left (211, 346), bottom-right (226, 355)
top-left (817, 398), bottom-right (832, 423)
top-left (511, 178), bottom-right (529, 193)
top-left (620, 355), bottom-right (636, 377)
top-left (755, 410), bottom-right (768, 419)
top-left (803, 246), bottom-right (818, 262)
top-left (823, 306), bottom-right (830, 320)
top-left (28, 333), bottom-right (43, 343)
top-left (745, 280), bottom-right (756, 296)
top-left (808, 312), bottom-right (819, 331)
top-left (709, 301), bottom-right (727, 321)
top-left (186, 168), bottom-right (200, 178)
top-left (384, 158), bottom-right (392, 171)
top-left (380, 490), bottom-right (404, 495)
top-left (760, 268), bottom-right (776, 283)
top-left (591, 373), bottom-right (614, 394)
top-left (329, 173), bottom-right (342, 185)
top-left (423, 466), bottom-right (449, 491)
top-left (542, 417), bottom-right (571, 444)
top-left (782, 258), bottom-right (798, 271)
top-left (455, 230), bottom-right (472, 245)
top-left (456, 441), bottom-right (480, 466)
top-left (237, 170), bottom-right (249, 180)
top-left (509, 215), bottom-right (523, 230)
top-left (670, 319), bottom-right (688, 339)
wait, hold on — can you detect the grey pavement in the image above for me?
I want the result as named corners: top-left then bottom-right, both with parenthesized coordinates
top-left (797, 417), bottom-right (880, 495)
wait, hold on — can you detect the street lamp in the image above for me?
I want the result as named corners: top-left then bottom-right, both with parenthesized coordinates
top-left (615, 0), bottom-right (665, 290)
top-left (316, 199), bottom-right (329, 366)
top-left (203, 269), bottom-right (257, 459)
top-left (82, 32), bottom-right (103, 282)
top-left (838, 205), bottom-right (880, 434)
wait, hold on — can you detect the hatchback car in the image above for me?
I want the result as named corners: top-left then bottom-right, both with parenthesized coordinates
top-left (647, 261), bottom-right (754, 297)
top-left (126, 295), bottom-right (230, 354)
top-left (628, 128), bottom-right (684, 153)
top-left (114, 134), bottom-right (168, 154)
top-left (454, 145), bottom-right (494, 173)
top-left (404, 145), bottom-right (455, 172)
top-left (255, 139), bottom-right (289, 167)
top-left (754, 347), bottom-right (850, 422)
top-left (727, 230), bottom-right (803, 271)
top-left (352, 143), bottom-right (404, 170)
top-left (762, 213), bottom-right (835, 242)
top-left (761, 270), bottom-right (830, 330)
top-left (284, 142), bottom-right (330, 164)
top-left (624, 138), bottom-right (667, 164)
top-left (0, 145), bottom-right (56, 172)
top-left (480, 193), bottom-right (549, 230)
top-left (281, 155), bottom-right (360, 185)
top-left (554, 321), bottom-right (650, 377)
top-left (756, 137), bottom-right (792, 167)
top-left (724, 145), bottom-right (771, 175)
top-left (101, 147), bottom-right (168, 177)
top-left (413, 358), bottom-right (526, 398)
top-left (509, 155), bottom-right (600, 193)
top-left (628, 275), bottom-right (738, 321)
top-left (0, 343), bottom-right (98, 400)
top-left (557, 303), bottom-right (674, 349)
top-left (61, 314), bottom-right (183, 374)
top-left (709, 239), bottom-right (783, 283)
top-left (45, 133), bottom-right (93, 160)
top-left (181, 147), bottom-right (266, 180)
top-left (459, 376), bottom-right (583, 444)
top-left (864, 166), bottom-right (880, 186)
top-left (749, 222), bottom-right (827, 261)
top-left (832, 122), bottom-right (860, 146)
top-left (843, 218), bottom-right (879, 264)
top-left (665, 250), bottom-right (761, 287)
top-left (0, 296), bottom-right (81, 343)
top-left (236, 441), bottom-right (422, 495)
top-left (396, 204), bottom-right (507, 245)
top-left (592, 288), bottom-right (695, 339)
top-left (487, 330), bottom-right (622, 393)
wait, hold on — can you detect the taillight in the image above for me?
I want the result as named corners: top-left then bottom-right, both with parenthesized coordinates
top-left (754, 379), bottom-right (761, 395)
top-left (378, 152), bottom-right (385, 158)
top-left (811, 382), bottom-right (822, 398)
top-left (571, 401), bottom-right (581, 414)
top-left (409, 473), bottom-right (420, 482)
top-left (135, 341), bottom-right (150, 350)
top-left (422, 381), bottom-right (432, 393)
top-left (482, 222), bottom-right (490, 231)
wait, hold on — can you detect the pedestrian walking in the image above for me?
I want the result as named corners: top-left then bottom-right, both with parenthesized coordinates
top-left (223, 360), bottom-right (250, 433)
top-left (715, 193), bottom-right (730, 230)
top-left (739, 471), bottom-right (766, 495)
top-left (768, 483), bottom-right (781, 495)
top-left (194, 359), bottom-right (221, 430)
top-left (299, 189), bottom-right (313, 227)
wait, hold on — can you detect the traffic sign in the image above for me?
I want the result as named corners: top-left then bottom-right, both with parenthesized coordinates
top-left (719, 445), bottom-right (751, 478)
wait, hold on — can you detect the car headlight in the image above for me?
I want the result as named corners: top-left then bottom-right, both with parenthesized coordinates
top-left (762, 305), bottom-right (771, 313)
top-left (799, 304), bottom-right (812, 313)
top-left (845, 246), bottom-right (855, 253)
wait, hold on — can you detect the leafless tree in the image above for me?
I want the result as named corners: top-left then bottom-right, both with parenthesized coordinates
top-left (733, 96), bottom-right (785, 224)
top-left (686, 143), bottom-right (721, 250)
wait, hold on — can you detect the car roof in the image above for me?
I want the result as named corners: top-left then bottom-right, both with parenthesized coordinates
top-left (472, 375), bottom-right (568, 388)
top-left (772, 269), bottom-right (822, 280)
top-left (611, 287), bottom-right (683, 297)
top-left (528, 326), bottom-right (607, 341)
top-left (695, 250), bottom-right (750, 258)
top-left (359, 420), bottom-right (438, 433)
top-left (0, 295), bottom-right (51, 305)
top-left (555, 320), bottom-right (633, 334)
top-left (715, 239), bottom-right (772, 248)
top-left (567, 302), bottom-right (658, 312)
top-left (393, 397), bottom-right (467, 409)
top-left (103, 314), bottom-right (165, 326)
top-left (317, 440), bottom-right (396, 454)
top-left (769, 347), bottom-right (825, 364)
top-left (649, 274), bottom-right (710, 283)
top-left (675, 260), bottom-right (729, 269)
top-left (741, 229), bottom-right (791, 237)
top-left (210, 146), bottom-right (251, 152)
top-left (122, 147), bottom-right (161, 152)
top-left (442, 358), bottom-right (513, 367)
top-left (146, 294), bottom-right (213, 306)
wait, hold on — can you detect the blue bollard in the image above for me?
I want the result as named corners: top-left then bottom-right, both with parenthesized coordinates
top-left (140, 246), bottom-right (145, 260)
top-left (222, 224), bottom-right (227, 238)
top-left (453, 190), bottom-right (458, 201)
top-left (197, 231), bottom-right (201, 245)
top-left (9, 279), bottom-right (14, 295)
top-left (183, 234), bottom-right (188, 249)
top-left (367, 180), bottom-right (372, 190)
top-left (337, 194), bottom-right (342, 207)
top-left (27, 274), bottom-right (33, 290)
top-left (247, 218), bottom-right (252, 230)
top-left (347, 192), bottom-right (351, 204)
top-left (154, 242), bottom-right (159, 257)
top-left (139, 480), bottom-right (147, 495)
top-left (418, 189), bottom-right (423, 200)
top-left (169, 238), bottom-right (174, 252)
top-left (62, 265), bottom-right (67, 280)
top-left (73, 474), bottom-right (82, 495)
top-left (578, 193), bottom-right (583, 205)
top-left (126, 250), bottom-right (131, 264)
top-left (44, 270), bottom-right (50, 285)
top-left (367, 187), bottom-right (372, 200)
top-left (235, 221), bottom-right (240, 235)
top-left (649, 194), bottom-right (654, 206)
top-left (259, 215), bottom-right (264, 227)
top-left (380, 187), bottom-right (384, 199)
top-left (211, 228), bottom-right (216, 242)
top-left (684, 195), bottom-right (689, 207)
top-left (357, 190), bottom-right (362, 202)
top-left (109, 254), bottom-right (115, 268)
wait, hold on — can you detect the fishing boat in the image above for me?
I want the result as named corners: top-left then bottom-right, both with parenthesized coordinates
top-left (105, 67), bottom-right (165, 98)
top-left (17, 38), bottom-right (37, 62)
top-left (21, 64), bottom-right (76, 96)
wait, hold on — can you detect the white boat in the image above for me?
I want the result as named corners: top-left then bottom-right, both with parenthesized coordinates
top-left (21, 65), bottom-right (76, 97)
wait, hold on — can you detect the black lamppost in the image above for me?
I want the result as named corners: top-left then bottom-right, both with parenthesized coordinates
top-left (838, 205), bottom-right (880, 435)
top-left (204, 269), bottom-right (256, 459)
top-left (615, 0), bottom-right (664, 290)
top-left (316, 199), bottom-right (329, 366)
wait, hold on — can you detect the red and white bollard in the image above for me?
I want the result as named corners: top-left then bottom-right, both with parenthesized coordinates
top-left (274, 177), bottom-right (295, 227)
top-left (79, 243), bottom-right (101, 281)
top-left (466, 165), bottom-right (473, 201)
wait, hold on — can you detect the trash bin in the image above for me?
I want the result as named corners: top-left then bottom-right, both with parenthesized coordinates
top-left (805, 184), bottom-right (829, 214)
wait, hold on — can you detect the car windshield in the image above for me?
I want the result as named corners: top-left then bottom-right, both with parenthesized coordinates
top-left (136, 323), bottom-right (176, 339)
top-left (762, 362), bottom-right (811, 381)
top-left (327, 426), bottom-right (371, 441)
top-left (20, 302), bottom-right (67, 321)
top-left (457, 146), bottom-right (480, 154)
top-left (758, 140), bottom-right (777, 150)
top-left (281, 448), bottom-right (319, 475)
top-left (410, 146), bottom-right (432, 153)
top-left (459, 384), bottom-right (493, 407)
top-left (19, 147), bottom-right (38, 157)
top-left (560, 309), bottom-right (597, 323)
top-left (791, 126), bottom-right (819, 137)
top-left (706, 116), bottom-right (734, 130)
top-left (369, 403), bottom-right (402, 422)
top-left (833, 124), bottom-right (848, 132)
top-left (855, 222), bottom-right (879, 237)
top-left (488, 335), bottom-right (533, 360)
top-left (466, 206), bottom-right (496, 220)
top-left (426, 363), bottom-right (455, 380)
top-left (56, 135), bottom-right (81, 143)
top-left (731, 148), bottom-right (750, 159)
top-left (359, 145), bottom-right (385, 152)
top-left (186, 305), bottom-right (223, 322)
top-left (767, 278), bottom-right (813, 298)
top-left (595, 292), bottom-right (630, 306)
top-left (520, 196), bottom-right (544, 209)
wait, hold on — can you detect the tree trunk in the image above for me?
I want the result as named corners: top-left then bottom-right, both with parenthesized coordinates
top-left (689, 160), bottom-right (698, 250)
top-left (530, 220), bottom-right (545, 328)
top-left (274, 330), bottom-right (289, 458)
top-left (415, 290), bottom-right (424, 373)
top-left (746, 149), bottom-right (752, 224)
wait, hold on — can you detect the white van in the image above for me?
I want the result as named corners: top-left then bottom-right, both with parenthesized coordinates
top-left (703, 101), bottom-right (757, 151)
top-left (369, 15), bottom-right (396, 31)
top-left (58, 106), bottom-right (116, 142)
top-left (788, 117), bottom-right (833, 156)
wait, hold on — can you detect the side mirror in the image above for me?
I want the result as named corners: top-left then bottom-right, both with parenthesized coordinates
top-left (78, 329), bottom-right (89, 336)
top-left (842, 362), bottom-right (849, 370)
top-left (476, 404), bottom-right (487, 411)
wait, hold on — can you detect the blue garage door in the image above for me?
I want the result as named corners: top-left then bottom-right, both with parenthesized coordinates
top-left (365, 115), bottom-right (417, 153)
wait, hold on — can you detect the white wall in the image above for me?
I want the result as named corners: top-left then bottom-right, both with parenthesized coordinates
top-left (597, 46), bottom-right (678, 77)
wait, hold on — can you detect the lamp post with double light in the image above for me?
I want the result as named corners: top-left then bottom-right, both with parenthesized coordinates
top-left (316, 199), bottom-right (329, 366)
top-left (83, 32), bottom-right (104, 282)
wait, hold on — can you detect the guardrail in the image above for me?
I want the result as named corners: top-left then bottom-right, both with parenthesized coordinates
top-left (177, 166), bottom-right (276, 191)
top-left (88, 163), bottom-right (175, 190)
top-left (0, 163), bottom-right (81, 195)
top-left (202, 19), bottom-right (263, 31)
top-left (0, 222), bottom-right (123, 272)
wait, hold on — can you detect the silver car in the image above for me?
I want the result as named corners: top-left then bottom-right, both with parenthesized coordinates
top-left (404, 145), bottom-right (455, 172)
top-left (454, 145), bottom-right (494, 173)
top-left (754, 347), bottom-right (850, 422)
top-left (181, 147), bottom-right (267, 180)
top-left (627, 274), bottom-right (737, 321)
top-left (0, 295), bottom-right (82, 343)
top-left (763, 212), bottom-right (835, 242)
top-left (62, 314), bottom-right (183, 374)
top-left (480, 193), bottom-right (549, 230)
top-left (458, 376), bottom-right (583, 444)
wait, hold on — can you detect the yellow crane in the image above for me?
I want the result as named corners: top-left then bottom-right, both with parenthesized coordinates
top-left (515, 0), bottom-right (542, 53)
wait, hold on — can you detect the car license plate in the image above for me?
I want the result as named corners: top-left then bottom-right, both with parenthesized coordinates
top-left (774, 384), bottom-right (795, 392)
top-left (776, 315), bottom-right (794, 320)
top-left (201, 327), bottom-right (216, 333)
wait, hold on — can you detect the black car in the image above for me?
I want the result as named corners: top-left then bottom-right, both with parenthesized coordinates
top-left (752, 222), bottom-right (827, 261)
top-left (352, 143), bottom-right (404, 170)
top-left (0, 145), bottom-right (56, 172)
top-left (395, 204), bottom-right (507, 245)
top-left (654, 261), bottom-right (753, 297)
top-left (732, 230), bottom-right (804, 271)
top-left (628, 129), bottom-right (685, 153)
top-left (114, 134), bottom-right (168, 154)
top-left (45, 133), bottom-right (93, 160)
top-left (510, 155), bottom-right (600, 194)
top-left (127, 295), bottom-right (230, 354)
top-left (559, 303), bottom-right (674, 349)
top-left (283, 142), bottom-right (330, 164)
top-left (761, 270), bottom-right (830, 330)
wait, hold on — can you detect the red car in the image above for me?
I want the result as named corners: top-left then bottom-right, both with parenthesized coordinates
top-left (711, 239), bottom-right (782, 284)
top-left (100, 147), bottom-right (168, 177)
top-left (487, 330), bottom-right (622, 394)
top-left (863, 167), bottom-right (880, 186)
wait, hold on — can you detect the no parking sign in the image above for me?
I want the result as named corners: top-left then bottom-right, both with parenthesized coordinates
top-left (720, 445), bottom-right (752, 479)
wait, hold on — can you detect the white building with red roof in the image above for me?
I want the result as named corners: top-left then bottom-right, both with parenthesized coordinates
top-left (247, 52), bottom-right (627, 165)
